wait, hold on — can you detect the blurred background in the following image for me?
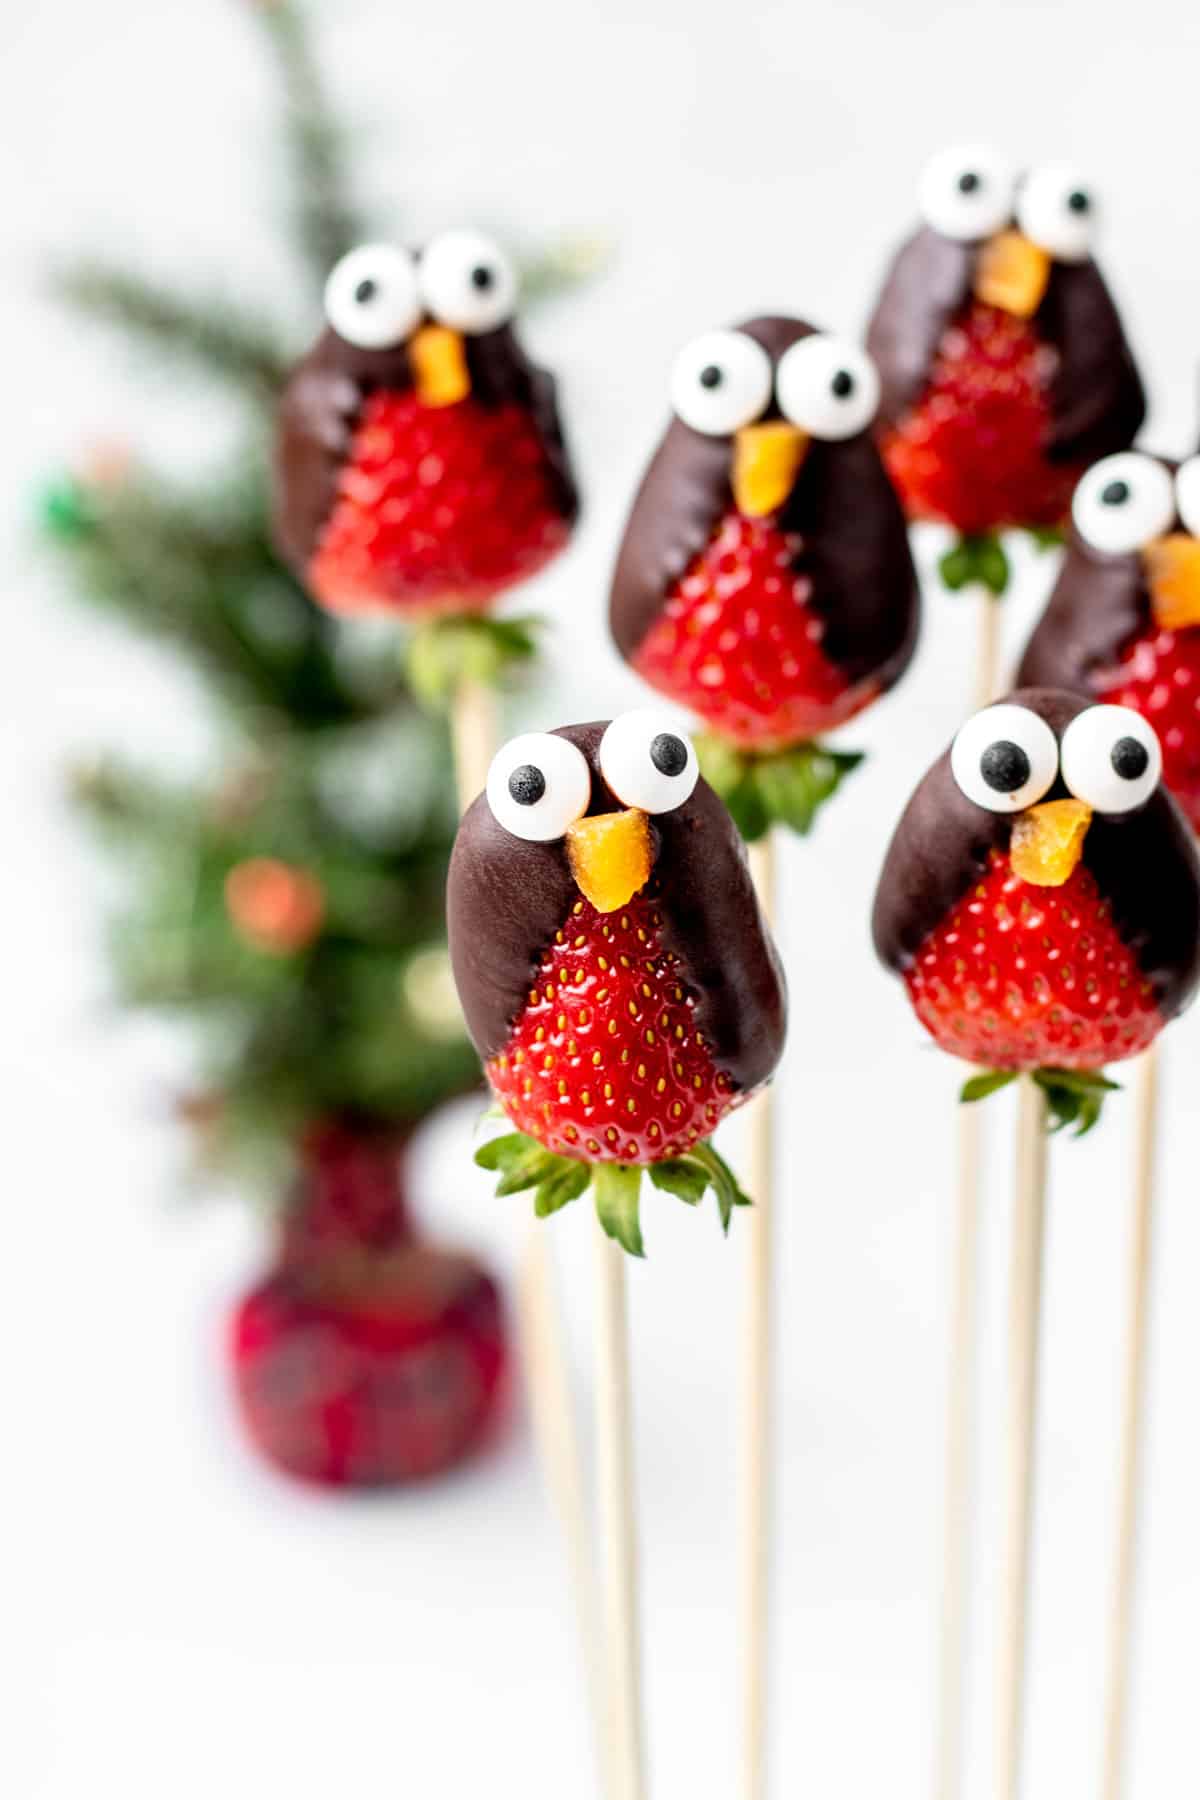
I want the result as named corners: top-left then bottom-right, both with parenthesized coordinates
top-left (7, 2), bottom-right (1200, 1795)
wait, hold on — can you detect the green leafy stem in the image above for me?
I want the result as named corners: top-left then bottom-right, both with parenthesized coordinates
top-left (694, 735), bottom-right (864, 843)
top-left (474, 1129), bottom-right (750, 1257)
top-left (406, 613), bottom-right (543, 710)
top-left (960, 1066), bottom-right (1121, 1137)
top-left (938, 526), bottom-right (1066, 600)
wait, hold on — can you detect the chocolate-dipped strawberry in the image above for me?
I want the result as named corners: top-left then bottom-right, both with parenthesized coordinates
top-left (867, 147), bottom-right (1145, 555)
top-left (273, 230), bottom-right (577, 621)
top-left (1018, 451), bottom-right (1200, 831)
top-left (609, 315), bottom-right (919, 838)
top-left (448, 713), bottom-right (787, 1252)
top-left (873, 689), bottom-right (1200, 1131)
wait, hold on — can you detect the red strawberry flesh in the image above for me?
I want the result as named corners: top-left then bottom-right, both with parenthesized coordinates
top-left (1094, 626), bottom-right (1200, 834)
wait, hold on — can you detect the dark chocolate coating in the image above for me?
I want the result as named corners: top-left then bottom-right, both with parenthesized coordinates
top-left (447, 723), bottom-right (787, 1092)
top-left (271, 308), bottom-right (579, 576)
top-left (609, 315), bottom-right (919, 687)
top-left (866, 224), bottom-right (1146, 459)
top-left (872, 688), bottom-right (1200, 1022)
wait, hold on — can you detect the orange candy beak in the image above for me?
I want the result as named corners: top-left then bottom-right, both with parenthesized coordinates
top-left (1146, 533), bottom-right (1200, 631)
top-left (566, 809), bottom-right (653, 914)
top-left (409, 324), bottom-right (471, 408)
top-left (732, 421), bottom-right (808, 518)
top-left (1010, 799), bottom-right (1093, 887)
top-left (972, 230), bottom-right (1052, 319)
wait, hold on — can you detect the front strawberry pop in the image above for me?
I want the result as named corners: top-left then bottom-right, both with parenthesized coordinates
top-left (873, 689), bottom-right (1200, 1131)
top-left (448, 714), bottom-right (787, 1252)
top-left (272, 231), bottom-right (577, 674)
top-left (609, 316), bottom-right (919, 838)
top-left (867, 148), bottom-right (1145, 587)
top-left (1018, 450), bottom-right (1200, 830)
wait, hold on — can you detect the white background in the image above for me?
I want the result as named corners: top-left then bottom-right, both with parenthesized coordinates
top-left (5, 2), bottom-right (1200, 1795)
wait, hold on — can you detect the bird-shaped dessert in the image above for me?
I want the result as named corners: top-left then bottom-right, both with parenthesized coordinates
top-left (448, 713), bottom-right (787, 1250)
top-left (1018, 450), bottom-right (1200, 831)
top-left (272, 229), bottom-right (578, 619)
top-left (609, 315), bottom-right (918, 835)
top-left (873, 688), bottom-right (1200, 1129)
top-left (867, 147), bottom-right (1145, 543)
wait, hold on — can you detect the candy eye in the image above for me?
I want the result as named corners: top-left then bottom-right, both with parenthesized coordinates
top-left (1072, 453), bottom-right (1176, 555)
top-left (485, 733), bottom-right (591, 842)
top-left (324, 244), bottom-right (421, 349)
top-left (670, 330), bottom-right (773, 436)
top-left (775, 336), bottom-right (880, 440)
top-left (1176, 458), bottom-right (1200, 538)
top-left (598, 711), bottom-right (699, 815)
top-left (951, 704), bottom-right (1059, 813)
top-left (1060, 706), bottom-right (1161, 815)
top-left (418, 230), bottom-right (517, 334)
top-left (918, 143), bottom-right (1016, 241)
top-left (1016, 163), bottom-right (1096, 263)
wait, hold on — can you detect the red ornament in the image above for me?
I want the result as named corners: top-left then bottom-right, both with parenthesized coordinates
top-left (224, 857), bottom-right (325, 954)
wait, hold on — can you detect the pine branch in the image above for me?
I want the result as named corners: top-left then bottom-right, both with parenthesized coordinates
top-left (252, 0), bottom-right (367, 291)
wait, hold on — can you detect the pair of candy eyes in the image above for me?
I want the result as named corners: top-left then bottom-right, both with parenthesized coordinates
top-left (1072, 453), bottom-right (1200, 556)
top-left (324, 231), bottom-right (517, 350)
top-left (672, 331), bottom-right (879, 441)
top-left (953, 704), bottom-right (1162, 817)
top-left (486, 714), bottom-right (699, 844)
top-left (920, 147), bottom-right (1095, 261)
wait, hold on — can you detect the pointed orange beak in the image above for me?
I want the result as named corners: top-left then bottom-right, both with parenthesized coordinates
top-left (732, 421), bottom-right (808, 519)
top-left (409, 324), bottom-right (471, 408)
top-left (1146, 533), bottom-right (1200, 631)
top-left (973, 229), bottom-right (1052, 318)
top-left (1011, 799), bottom-right (1093, 887)
top-left (566, 809), bottom-right (652, 914)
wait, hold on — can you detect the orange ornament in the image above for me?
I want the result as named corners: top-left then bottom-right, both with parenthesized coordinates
top-left (225, 857), bottom-right (325, 954)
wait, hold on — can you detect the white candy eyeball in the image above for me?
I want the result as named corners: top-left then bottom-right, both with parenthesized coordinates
top-left (486, 733), bottom-right (591, 842)
top-left (1061, 706), bottom-right (1161, 815)
top-left (1016, 163), bottom-right (1096, 263)
top-left (951, 704), bottom-right (1060, 814)
top-left (775, 335), bottom-right (880, 440)
top-left (918, 144), bottom-right (1017, 242)
top-left (418, 230), bottom-right (517, 335)
top-left (324, 244), bottom-right (421, 349)
top-left (1072, 453), bottom-right (1176, 555)
top-left (598, 711), bottom-right (699, 816)
top-left (1176, 457), bottom-right (1200, 538)
top-left (670, 330), bottom-right (773, 436)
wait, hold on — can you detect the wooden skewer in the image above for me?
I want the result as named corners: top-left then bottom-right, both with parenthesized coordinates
top-left (1099, 1045), bottom-right (1161, 1800)
top-left (995, 1076), bottom-right (1049, 1800)
top-left (740, 833), bottom-right (778, 1800)
top-left (593, 1216), bottom-right (647, 1800)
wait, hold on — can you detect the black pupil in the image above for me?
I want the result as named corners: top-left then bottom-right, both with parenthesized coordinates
top-left (958, 171), bottom-right (981, 194)
top-left (1111, 736), bottom-right (1149, 782)
top-left (831, 369), bottom-right (855, 399)
top-left (649, 733), bottom-right (688, 778)
top-left (1068, 189), bottom-right (1091, 214)
top-left (354, 278), bottom-right (377, 304)
top-left (1101, 480), bottom-right (1131, 507)
top-left (699, 364), bottom-right (723, 390)
top-left (981, 740), bottom-right (1031, 794)
top-left (508, 764), bottom-right (546, 807)
top-left (470, 264), bottom-right (493, 290)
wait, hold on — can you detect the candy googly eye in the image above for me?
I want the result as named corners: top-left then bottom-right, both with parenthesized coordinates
top-left (775, 335), bottom-right (881, 440)
top-left (1072, 453), bottom-right (1176, 555)
top-left (670, 330), bottom-right (773, 436)
top-left (598, 711), bottom-right (699, 815)
top-left (918, 144), bottom-right (1016, 242)
top-left (324, 244), bottom-right (422, 349)
top-left (951, 704), bottom-right (1060, 813)
top-left (1176, 457), bottom-right (1200, 539)
top-left (1016, 163), bottom-right (1096, 263)
top-left (418, 230), bottom-right (517, 335)
top-left (486, 733), bottom-right (592, 842)
top-left (1060, 706), bottom-right (1162, 815)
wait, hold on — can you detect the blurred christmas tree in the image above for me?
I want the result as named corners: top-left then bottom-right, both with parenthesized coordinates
top-left (38, 0), bottom-right (596, 1194)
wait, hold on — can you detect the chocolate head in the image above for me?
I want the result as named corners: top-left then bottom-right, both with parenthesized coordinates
top-left (872, 687), bottom-right (1200, 1021)
top-left (1019, 449), bottom-right (1200, 694)
top-left (271, 229), bottom-right (578, 572)
top-left (609, 314), bottom-right (918, 687)
top-left (447, 714), bottom-right (786, 1090)
top-left (866, 146), bottom-right (1145, 464)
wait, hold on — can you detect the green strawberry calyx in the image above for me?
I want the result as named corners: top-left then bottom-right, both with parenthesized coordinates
top-left (406, 612), bottom-right (542, 710)
top-left (960, 1066), bottom-right (1122, 1137)
top-left (474, 1128), bottom-right (751, 1258)
top-left (694, 734), bottom-right (864, 843)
